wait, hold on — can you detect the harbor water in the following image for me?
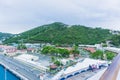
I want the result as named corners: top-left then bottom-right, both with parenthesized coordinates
top-left (0, 64), bottom-right (20, 80)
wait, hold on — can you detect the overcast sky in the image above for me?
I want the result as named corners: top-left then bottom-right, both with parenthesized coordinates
top-left (0, 0), bottom-right (120, 34)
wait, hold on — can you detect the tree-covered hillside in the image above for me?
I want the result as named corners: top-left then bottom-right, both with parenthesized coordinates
top-left (110, 34), bottom-right (120, 47)
top-left (4, 22), bottom-right (112, 45)
top-left (0, 32), bottom-right (13, 41)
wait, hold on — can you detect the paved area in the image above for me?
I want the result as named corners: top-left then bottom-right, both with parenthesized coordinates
top-left (37, 54), bottom-right (50, 67)
top-left (27, 53), bottom-right (51, 67)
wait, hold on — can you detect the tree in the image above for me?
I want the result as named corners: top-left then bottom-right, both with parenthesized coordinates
top-left (106, 51), bottom-right (116, 60)
top-left (17, 43), bottom-right (27, 50)
top-left (41, 46), bottom-right (53, 54)
top-left (51, 56), bottom-right (56, 63)
top-left (111, 35), bottom-right (120, 47)
top-left (54, 60), bottom-right (62, 66)
top-left (41, 46), bottom-right (70, 58)
top-left (60, 49), bottom-right (69, 58)
top-left (71, 44), bottom-right (80, 57)
top-left (90, 50), bottom-right (103, 59)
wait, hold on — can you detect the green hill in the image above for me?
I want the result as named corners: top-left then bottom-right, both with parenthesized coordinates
top-left (110, 34), bottom-right (120, 47)
top-left (0, 32), bottom-right (13, 41)
top-left (4, 22), bottom-right (112, 45)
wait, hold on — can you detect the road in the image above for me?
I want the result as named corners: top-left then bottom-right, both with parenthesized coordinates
top-left (0, 54), bottom-right (41, 80)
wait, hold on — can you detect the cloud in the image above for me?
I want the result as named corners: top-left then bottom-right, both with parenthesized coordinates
top-left (0, 0), bottom-right (120, 33)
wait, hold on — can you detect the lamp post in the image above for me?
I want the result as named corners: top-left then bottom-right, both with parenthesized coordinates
top-left (103, 47), bottom-right (107, 60)
top-left (5, 68), bottom-right (7, 80)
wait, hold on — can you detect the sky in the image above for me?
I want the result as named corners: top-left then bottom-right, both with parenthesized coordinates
top-left (0, 0), bottom-right (120, 34)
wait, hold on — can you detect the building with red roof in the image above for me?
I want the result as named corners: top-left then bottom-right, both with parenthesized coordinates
top-left (0, 45), bottom-right (17, 54)
top-left (84, 47), bottom-right (96, 53)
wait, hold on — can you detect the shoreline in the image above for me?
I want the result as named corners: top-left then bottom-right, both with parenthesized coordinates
top-left (0, 62), bottom-right (28, 80)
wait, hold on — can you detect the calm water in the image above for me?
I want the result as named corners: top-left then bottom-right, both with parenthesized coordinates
top-left (0, 65), bottom-right (20, 80)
